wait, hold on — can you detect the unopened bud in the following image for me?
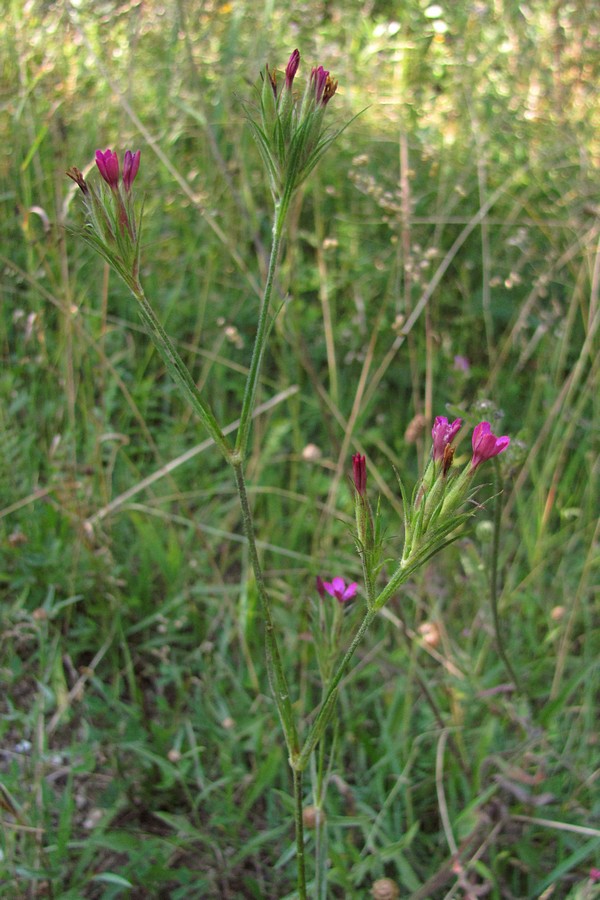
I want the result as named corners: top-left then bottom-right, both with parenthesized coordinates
top-left (352, 453), bottom-right (367, 496)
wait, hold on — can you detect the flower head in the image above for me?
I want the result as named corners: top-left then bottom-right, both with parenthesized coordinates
top-left (95, 149), bottom-right (120, 190)
top-left (432, 416), bottom-right (462, 462)
top-left (122, 149), bottom-right (141, 192)
top-left (470, 421), bottom-right (510, 470)
top-left (310, 65), bottom-right (338, 105)
top-left (248, 49), bottom-right (342, 204)
top-left (69, 147), bottom-right (143, 291)
top-left (321, 577), bottom-right (358, 604)
top-left (352, 453), bottom-right (367, 496)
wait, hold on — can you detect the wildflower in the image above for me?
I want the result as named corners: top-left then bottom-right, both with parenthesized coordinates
top-left (470, 421), bottom-right (510, 470)
top-left (352, 453), bottom-right (367, 496)
top-left (122, 149), bottom-right (141, 192)
top-left (315, 575), bottom-right (326, 599)
top-left (321, 577), bottom-right (357, 604)
top-left (431, 416), bottom-right (462, 462)
top-left (590, 868), bottom-right (600, 883)
top-left (247, 49), bottom-right (343, 205)
top-left (95, 148), bottom-right (120, 190)
top-left (453, 354), bottom-right (470, 373)
top-left (67, 147), bottom-right (143, 291)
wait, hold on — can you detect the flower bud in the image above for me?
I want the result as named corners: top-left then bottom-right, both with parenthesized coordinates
top-left (122, 149), bottom-right (141, 192)
top-left (95, 148), bottom-right (120, 190)
top-left (352, 453), bottom-right (367, 496)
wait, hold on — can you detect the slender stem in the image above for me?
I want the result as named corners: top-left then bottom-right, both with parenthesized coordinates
top-left (132, 281), bottom-right (231, 460)
top-left (235, 200), bottom-right (288, 458)
top-left (293, 767), bottom-right (307, 900)
top-left (232, 461), bottom-right (299, 757)
top-left (298, 607), bottom-right (377, 770)
top-left (490, 460), bottom-right (523, 694)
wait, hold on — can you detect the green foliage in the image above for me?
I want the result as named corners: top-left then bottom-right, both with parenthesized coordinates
top-left (1, 0), bottom-right (599, 896)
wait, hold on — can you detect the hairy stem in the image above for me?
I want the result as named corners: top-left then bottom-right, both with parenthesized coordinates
top-left (232, 461), bottom-right (299, 756)
top-left (293, 767), bottom-right (307, 899)
top-left (235, 199), bottom-right (288, 458)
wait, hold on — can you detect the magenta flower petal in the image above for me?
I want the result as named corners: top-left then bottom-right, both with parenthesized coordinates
top-left (431, 416), bottom-right (462, 462)
top-left (341, 581), bottom-right (358, 601)
top-left (123, 149), bottom-right (141, 191)
top-left (330, 576), bottom-right (345, 596)
top-left (470, 421), bottom-right (510, 470)
top-left (95, 149), bottom-right (120, 189)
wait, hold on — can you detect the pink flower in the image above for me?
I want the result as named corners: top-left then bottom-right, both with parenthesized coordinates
top-left (310, 65), bottom-right (337, 105)
top-left (123, 150), bottom-right (141, 191)
top-left (432, 416), bottom-right (462, 462)
top-left (352, 453), bottom-right (367, 496)
top-left (95, 149), bottom-right (120, 189)
top-left (285, 49), bottom-right (300, 90)
top-left (590, 868), bottom-right (600, 883)
top-left (321, 577), bottom-right (358, 604)
top-left (470, 421), bottom-right (510, 470)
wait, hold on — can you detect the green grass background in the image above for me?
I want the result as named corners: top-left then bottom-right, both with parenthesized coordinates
top-left (1, 0), bottom-right (599, 897)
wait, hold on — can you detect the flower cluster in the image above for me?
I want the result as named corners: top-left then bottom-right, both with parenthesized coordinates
top-left (248, 49), bottom-right (342, 204)
top-left (67, 148), bottom-right (142, 290)
top-left (348, 417), bottom-right (510, 591)
top-left (401, 416), bottom-right (510, 567)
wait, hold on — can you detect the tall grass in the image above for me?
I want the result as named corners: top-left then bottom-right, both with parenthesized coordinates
top-left (1, 1), bottom-right (598, 897)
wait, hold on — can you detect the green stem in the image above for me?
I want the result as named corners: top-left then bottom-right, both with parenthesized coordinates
top-left (490, 459), bottom-right (523, 694)
top-left (232, 461), bottom-right (299, 757)
top-left (297, 606), bottom-right (377, 771)
top-left (293, 767), bottom-right (307, 900)
top-left (132, 281), bottom-right (231, 460)
top-left (235, 199), bottom-right (288, 459)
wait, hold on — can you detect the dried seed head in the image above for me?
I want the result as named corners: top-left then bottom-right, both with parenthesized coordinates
top-left (371, 878), bottom-right (400, 899)
top-left (302, 805), bottom-right (325, 828)
top-left (405, 413), bottom-right (427, 444)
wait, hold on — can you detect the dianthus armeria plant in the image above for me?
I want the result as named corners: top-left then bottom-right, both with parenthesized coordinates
top-left (68, 51), bottom-right (511, 899)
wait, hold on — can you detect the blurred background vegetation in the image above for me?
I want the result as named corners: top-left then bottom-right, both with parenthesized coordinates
top-left (1, 0), bottom-right (599, 897)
